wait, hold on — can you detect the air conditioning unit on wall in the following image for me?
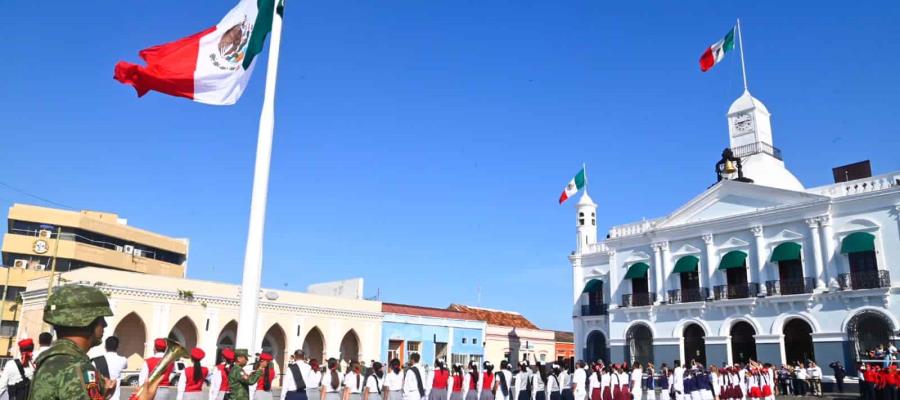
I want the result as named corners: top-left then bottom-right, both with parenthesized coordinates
top-left (123, 245), bottom-right (134, 255)
top-left (13, 259), bottom-right (28, 269)
top-left (38, 229), bottom-right (52, 239)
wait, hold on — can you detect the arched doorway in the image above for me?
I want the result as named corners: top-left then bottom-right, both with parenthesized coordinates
top-left (302, 327), bottom-right (325, 362)
top-left (847, 310), bottom-right (894, 360)
top-left (585, 330), bottom-right (608, 363)
top-left (216, 320), bottom-right (238, 363)
top-left (339, 330), bottom-right (360, 363)
top-left (168, 317), bottom-right (199, 350)
top-left (626, 324), bottom-right (653, 366)
top-left (783, 319), bottom-right (814, 364)
top-left (730, 321), bottom-right (757, 364)
top-left (683, 324), bottom-right (706, 366)
top-left (261, 324), bottom-right (287, 377)
top-left (114, 312), bottom-right (147, 367)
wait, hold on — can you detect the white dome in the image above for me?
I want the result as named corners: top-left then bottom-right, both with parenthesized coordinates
top-left (728, 90), bottom-right (770, 116)
top-left (577, 191), bottom-right (596, 207)
top-left (741, 154), bottom-right (804, 191)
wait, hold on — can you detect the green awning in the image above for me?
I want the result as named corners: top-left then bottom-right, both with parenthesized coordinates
top-left (582, 279), bottom-right (602, 293)
top-left (770, 242), bottom-right (802, 263)
top-left (841, 232), bottom-right (875, 254)
top-left (718, 250), bottom-right (747, 270)
top-left (624, 262), bottom-right (650, 279)
top-left (672, 256), bottom-right (699, 274)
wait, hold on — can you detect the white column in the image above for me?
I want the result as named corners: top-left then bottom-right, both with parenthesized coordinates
top-left (818, 215), bottom-right (835, 287)
top-left (701, 234), bottom-right (715, 294)
top-left (571, 255), bottom-right (584, 303)
top-left (751, 226), bottom-right (766, 291)
top-left (660, 242), bottom-right (671, 302)
top-left (651, 243), bottom-right (662, 304)
top-left (805, 218), bottom-right (825, 289)
top-left (608, 250), bottom-right (620, 307)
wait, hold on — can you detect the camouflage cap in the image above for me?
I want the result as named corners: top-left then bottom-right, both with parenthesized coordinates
top-left (234, 349), bottom-right (250, 358)
top-left (43, 285), bottom-right (113, 328)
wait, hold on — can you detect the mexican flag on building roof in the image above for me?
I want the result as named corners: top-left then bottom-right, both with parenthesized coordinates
top-left (558, 168), bottom-right (586, 204)
top-left (114, 0), bottom-right (283, 105)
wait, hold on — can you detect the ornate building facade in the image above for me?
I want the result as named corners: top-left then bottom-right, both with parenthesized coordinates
top-left (571, 90), bottom-right (900, 379)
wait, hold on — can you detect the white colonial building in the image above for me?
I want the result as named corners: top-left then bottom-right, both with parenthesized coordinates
top-left (571, 90), bottom-right (900, 376)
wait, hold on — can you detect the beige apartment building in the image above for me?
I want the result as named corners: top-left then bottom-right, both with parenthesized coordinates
top-left (0, 203), bottom-right (188, 357)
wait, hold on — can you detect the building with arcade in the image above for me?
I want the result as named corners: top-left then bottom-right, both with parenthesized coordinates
top-left (570, 90), bottom-right (900, 378)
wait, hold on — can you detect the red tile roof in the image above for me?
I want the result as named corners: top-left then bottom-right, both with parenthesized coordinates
top-left (382, 303), bottom-right (477, 320)
top-left (447, 304), bottom-right (539, 329)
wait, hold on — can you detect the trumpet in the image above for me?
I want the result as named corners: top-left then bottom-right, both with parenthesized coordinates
top-left (129, 339), bottom-right (188, 400)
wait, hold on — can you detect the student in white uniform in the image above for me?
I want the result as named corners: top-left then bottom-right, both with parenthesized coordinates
top-left (364, 362), bottom-right (385, 400)
top-left (384, 359), bottom-right (405, 400)
top-left (495, 361), bottom-right (514, 400)
top-left (515, 362), bottom-right (531, 400)
top-left (307, 361), bottom-right (324, 400)
top-left (345, 361), bottom-right (365, 400)
top-left (547, 365), bottom-right (562, 400)
top-left (631, 363), bottom-right (644, 400)
top-left (403, 354), bottom-right (428, 400)
top-left (572, 362), bottom-right (587, 400)
top-left (672, 362), bottom-right (685, 400)
top-left (92, 336), bottom-right (129, 400)
top-left (0, 339), bottom-right (35, 400)
top-left (479, 362), bottom-right (495, 400)
top-left (282, 350), bottom-right (313, 400)
top-left (530, 364), bottom-right (546, 400)
top-left (322, 358), bottom-right (344, 400)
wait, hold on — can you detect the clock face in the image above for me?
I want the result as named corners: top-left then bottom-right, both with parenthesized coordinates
top-left (732, 112), bottom-right (753, 135)
top-left (33, 239), bottom-right (49, 254)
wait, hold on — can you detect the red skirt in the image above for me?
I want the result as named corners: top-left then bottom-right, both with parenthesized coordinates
top-left (749, 387), bottom-right (761, 398)
top-left (719, 387), bottom-right (727, 400)
top-left (592, 388), bottom-right (601, 400)
top-left (613, 387), bottom-right (622, 400)
top-left (621, 386), bottom-right (631, 400)
top-left (761, 386), bottom-right (772, 397)
top-left (602, 387), bottom-right (612, 400)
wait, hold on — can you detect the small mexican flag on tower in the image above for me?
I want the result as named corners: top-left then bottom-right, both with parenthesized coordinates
top-left (558, 167), bottom-right (586, 204)
top-left (699, 26), bottom-right (736, 72)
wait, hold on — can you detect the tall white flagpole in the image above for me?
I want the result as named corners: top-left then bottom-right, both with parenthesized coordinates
top-left (736, 18), bottom-right (749, 92)
top-left (237, 0), bottom-right (284, 351)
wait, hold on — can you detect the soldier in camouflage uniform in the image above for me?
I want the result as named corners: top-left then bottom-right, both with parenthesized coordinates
top-left (28, 285), bottom-right (160, 400)
top-left (227, 349), bottom-right (268, 400)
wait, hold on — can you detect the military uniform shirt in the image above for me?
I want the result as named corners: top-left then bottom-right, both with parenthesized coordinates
top-left (227, 365), bottom-right (264, 400)
top-left (27, 338), bottom-right (106, 400)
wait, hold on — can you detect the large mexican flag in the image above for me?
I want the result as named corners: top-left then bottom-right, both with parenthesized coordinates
top-left (699, 26), bottom-right (735, 72)
top-left (114, 0), bottom-right (283, 105)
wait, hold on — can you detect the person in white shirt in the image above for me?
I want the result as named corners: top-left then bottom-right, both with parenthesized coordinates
top-left (631, 363), bottom-right (643, 400)
top-left (404, 354), bottom-right (428, 400)
top-left (672, 362), bottom-right (685, 400)
top-left (364, 362), bottom-right (385, 400)
top-left (496, 362), bottom-right (514, 400)
top-left (345, 361), bottom-right (365, 400)
top-left (94, 336), bottom-right (129, 400)
top-left (557, 366), bottom-right (570, 400)
top-left (32, 333), bottom-right (52, 361)
top-left (806, 362), bottom-right (822, 397)
top-left (322, 358), bottom-right (344, 400)
top-left (0, 339), bottom-right (36, 400)
top-left (209, 348), bottom-right (235, 400)
top-left (572, 362), bottom-right (587, 400)
top-left (282, 350), bottom-right (314, 400)
top-left (530, 364), bottom-right (546, 400)
top-left (308, 361), bottom-right (324, 400)
top-left (384, 359), bottom-right (405, 400)
top-left (514, 362), bottom-right (530, 400)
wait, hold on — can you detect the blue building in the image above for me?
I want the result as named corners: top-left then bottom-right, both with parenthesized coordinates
top-left (381, 303), bottom-right (486, 366)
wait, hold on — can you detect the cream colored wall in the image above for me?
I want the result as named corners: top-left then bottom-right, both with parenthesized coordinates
top-left (9, 204), bottom-right (188, 254)
top-left (482, 324), bottom-right (556, 365)
top-left (2, 234), bottom-right (184, 277)
top-left (20, 268), bottom-right (383, 386)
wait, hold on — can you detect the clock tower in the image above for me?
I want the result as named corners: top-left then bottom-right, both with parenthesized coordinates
top-left (723, 90), bottom-right (804, 191)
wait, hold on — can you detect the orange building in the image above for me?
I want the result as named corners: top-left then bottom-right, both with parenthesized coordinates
top-left (554, 331), bottom-right (574, 366)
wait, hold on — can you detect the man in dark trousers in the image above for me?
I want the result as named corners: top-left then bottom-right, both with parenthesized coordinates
top-left (828, 362), bottom-right (845, 393)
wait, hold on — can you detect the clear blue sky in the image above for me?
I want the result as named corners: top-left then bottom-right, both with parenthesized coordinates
top-left (3, 1), bottom-right (899, 330)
